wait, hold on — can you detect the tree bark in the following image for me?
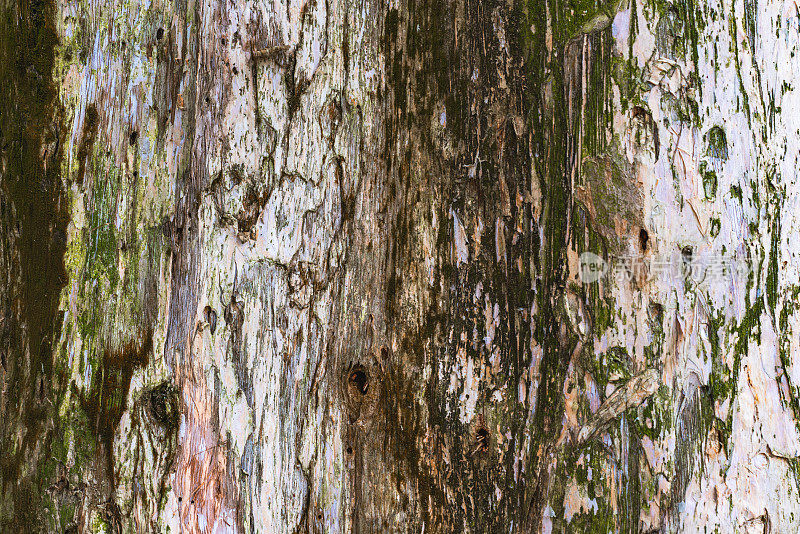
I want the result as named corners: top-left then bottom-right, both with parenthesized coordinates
top-left (2, 0), bottom-right (800, 531)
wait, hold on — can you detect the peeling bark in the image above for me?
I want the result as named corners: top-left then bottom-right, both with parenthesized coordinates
top-left (4, 0), bottom-right (800, 531)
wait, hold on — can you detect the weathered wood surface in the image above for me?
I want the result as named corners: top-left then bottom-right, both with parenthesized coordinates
top-left (3, 0), bottom-right (800, 531)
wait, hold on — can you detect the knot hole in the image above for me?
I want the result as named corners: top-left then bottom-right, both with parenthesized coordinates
top-left (349, 367), bottom-right (369, 395)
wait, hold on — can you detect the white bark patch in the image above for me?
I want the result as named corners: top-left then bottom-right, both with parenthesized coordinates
top-left (452, 209), bottom-right (469, 266)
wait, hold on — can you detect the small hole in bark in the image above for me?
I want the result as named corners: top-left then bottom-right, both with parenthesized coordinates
top-left (156, 27), bottom-right (164, 40)
top-left (145, 381), bottom-right (179, 430)
top-left (381, 345), bottom-right (388, 360)
top-left (639, 228), bottom-right (649, 252)
top-left (346, 446), bottom-right (353, 455)
top-left (204, 305), bottom-right (217, 334)
top-left (349, 368), bottom-right (369, 395)
top-left (475, 427), bottom-right (490, 453)
top-left (129, 130), bottom-right (138, 145)
top-left (681, 246), bottom-right (693, 263)
top-left (221, 37), bottom-right (227, 46)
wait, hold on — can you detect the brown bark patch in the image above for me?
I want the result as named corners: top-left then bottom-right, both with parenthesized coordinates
top-left (76, 329), bottom-right (153, 491)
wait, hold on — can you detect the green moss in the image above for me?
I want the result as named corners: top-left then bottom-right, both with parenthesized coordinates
top-left (706, 126), bottom-right (728, 161)
top-left (556, 0), bottom-right (624, 42)
top-left (730, 184), bottom-right (743, 203)
top-left (590, 346), bottom-right (633, 390)
top-left (728, 14), bottom-right (752, 124)
top-left (707, 311), bottom-right (731, 401)
top-left (766, 215), bottom-right (780, 313)
top-left (611, 56), bottom-right (648, 114)
top-left (90, 513), bottom-right (110, 533)
top-left (709, 218), bottom-right (721, 237)
top-left (699, 162), bottom-right (718, 200)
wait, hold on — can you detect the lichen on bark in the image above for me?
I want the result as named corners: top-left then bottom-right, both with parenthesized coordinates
top-left (5, 0), bottom-right (800, 530)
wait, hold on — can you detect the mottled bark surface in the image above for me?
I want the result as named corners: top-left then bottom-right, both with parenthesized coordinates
top-left (3, 0), bottom-right (800, 531)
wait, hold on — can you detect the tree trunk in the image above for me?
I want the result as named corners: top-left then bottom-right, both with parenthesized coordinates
top-left (2, 0), bottom-right (799, 531)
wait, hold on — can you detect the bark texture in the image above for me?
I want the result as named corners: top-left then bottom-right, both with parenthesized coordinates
top-left (3, 0), bottom-right (800, 531)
